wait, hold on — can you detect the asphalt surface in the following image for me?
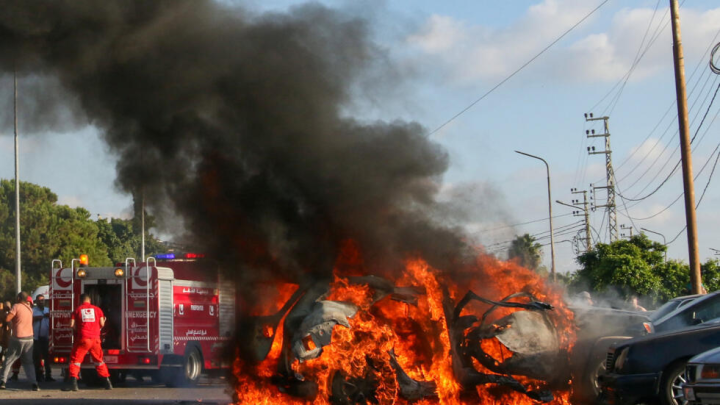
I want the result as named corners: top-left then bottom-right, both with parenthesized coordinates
top-left (0, 371), bottom-right (233, 405)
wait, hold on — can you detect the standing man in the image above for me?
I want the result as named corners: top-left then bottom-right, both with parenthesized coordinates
top-left (63, 294), bottom-right (112, 391)
top-left (32, 294), bottom-right (53, 382)
top-left (0, 301), bottom-right (10, 364)
top-left (0, 292), bottom-right (38, 391)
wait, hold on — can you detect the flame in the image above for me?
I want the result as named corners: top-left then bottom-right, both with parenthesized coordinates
top-left (232, 242), bottom-right (576, 404)
top-left (247, 283), bottom-right (299, 317)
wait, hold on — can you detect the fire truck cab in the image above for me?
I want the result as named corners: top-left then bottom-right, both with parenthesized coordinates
top-left (48, 255), bottom-right (235, 386)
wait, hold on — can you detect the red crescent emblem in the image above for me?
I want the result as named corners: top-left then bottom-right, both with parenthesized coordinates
top-left (134, 267), bottom-right (148, 287)
top-left (55, 268), bottom-right (72, 288)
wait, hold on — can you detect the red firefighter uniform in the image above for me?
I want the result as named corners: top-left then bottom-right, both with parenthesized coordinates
top-left (68, 302), bottom-right (109, 379)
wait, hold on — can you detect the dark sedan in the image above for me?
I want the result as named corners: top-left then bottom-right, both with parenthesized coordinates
top-left (651, 292), bottom-right (720, 333)
top-left (601, 320), bottom-right (720, 405)
top-left (683, 347), bottom-right (720, 404)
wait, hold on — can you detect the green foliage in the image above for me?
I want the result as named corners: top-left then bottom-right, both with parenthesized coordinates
top-left (702, 259), bottom-right (720, 292)
top-left (96, 217), bottom-right (166, 264)
top-left (0, 269), bottom-right (18, 303)
top-left (570, 234), bottom-right (718, 303)
top-left (508, 233), bottom-right (543, 271)
top-left (0, 179), bottom-right (166, 301)
top-left (656, 260), bottom-right (690, 299)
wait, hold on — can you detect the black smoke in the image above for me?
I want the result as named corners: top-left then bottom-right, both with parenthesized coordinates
top-left (0, 0), bottom-right (473, 289)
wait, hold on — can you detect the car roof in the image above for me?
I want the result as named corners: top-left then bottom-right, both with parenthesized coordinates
top-left (654, 291), bottom-right (720, 326)
top-left (669, 294), bottom-right (703, 302)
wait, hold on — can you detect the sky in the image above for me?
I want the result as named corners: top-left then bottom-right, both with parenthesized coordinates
top-left (1, 0), bottom-right (719, 274)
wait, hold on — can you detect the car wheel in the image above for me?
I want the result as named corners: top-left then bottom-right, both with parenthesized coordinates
top-left (661, 361), bottom-right (690, 405)
top-left (591, 358), bottom-right (606, 396)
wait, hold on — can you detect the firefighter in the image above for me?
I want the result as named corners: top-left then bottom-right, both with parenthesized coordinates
top-left (63, 294), bottom-right (112, 391)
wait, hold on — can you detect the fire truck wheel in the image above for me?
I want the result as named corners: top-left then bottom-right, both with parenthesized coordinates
top-left (167, 347), bottom-right (203, 387)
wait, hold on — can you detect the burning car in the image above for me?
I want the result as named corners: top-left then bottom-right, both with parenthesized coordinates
top-left (233, 257), bottom-right (576, 404)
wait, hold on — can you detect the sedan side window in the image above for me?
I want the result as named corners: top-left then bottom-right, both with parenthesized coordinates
top-left (692, 295), bottom-right (720, 324)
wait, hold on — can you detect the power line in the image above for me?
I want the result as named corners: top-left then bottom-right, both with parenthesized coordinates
top-left (604, 0), bottom-right (663, 116)
top-left (616, 82), bottom-right (720, 202)
top-left (472, 212), bottom-right (574, 233)
top-left (589, 0), bottom-right (674, 114)
top-left (484, 222), bottom-right (585, 255)
top-left (614, 67), bottom-right (717, 184)
top-left (483, 220), bottom-right (584, 249)
top-left (584, 24), bottom-right (720, 190)
top-left (614, 73), bottom-right (718, 194)
top-left (620, 105), bottom-right (720, 220)
top-left (429, 0), bottom-right (611, 135)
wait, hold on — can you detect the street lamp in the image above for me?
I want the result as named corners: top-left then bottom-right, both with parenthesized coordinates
top-left (515, 150), bottom-right (556, 282)
top-left (641, 227), bottom-right (667, 262)
top-left (14, 69), bottom-right (21, 294)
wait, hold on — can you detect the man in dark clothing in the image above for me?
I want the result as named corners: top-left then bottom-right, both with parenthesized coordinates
top-left (32, 294), bottom-right (53, 382)
top-left (62, 294), bottom-right (112, 391)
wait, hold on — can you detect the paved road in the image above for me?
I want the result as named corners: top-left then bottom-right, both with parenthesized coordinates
top-left (0, 373), bottom-right (233, 405)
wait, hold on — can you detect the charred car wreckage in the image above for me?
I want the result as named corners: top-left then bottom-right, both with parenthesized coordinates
top-left (238, 276), bottom-right (568, 403)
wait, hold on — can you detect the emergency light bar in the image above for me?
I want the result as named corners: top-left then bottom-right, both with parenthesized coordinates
top-left (154, 253), bottom-right (206, 260)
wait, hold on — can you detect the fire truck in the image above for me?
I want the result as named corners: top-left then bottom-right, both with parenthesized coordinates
top-left (48, 254), bottom-right (235, 386)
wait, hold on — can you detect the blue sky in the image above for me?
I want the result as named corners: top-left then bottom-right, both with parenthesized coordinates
top-left (1, 0), bottom-right (719, 273)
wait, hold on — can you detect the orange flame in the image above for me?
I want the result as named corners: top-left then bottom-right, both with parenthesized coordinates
top-left (232, 242), bottom-right (576, 404)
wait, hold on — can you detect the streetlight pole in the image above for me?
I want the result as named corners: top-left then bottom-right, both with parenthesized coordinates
top-left (141, 190), bottom-right (145, 263)
top-left (641, 227), bottom-right (667, 262)
top-left (515, 150), bottom-right (556, 281)
top-left (14, 69), bottom-right (21, 294)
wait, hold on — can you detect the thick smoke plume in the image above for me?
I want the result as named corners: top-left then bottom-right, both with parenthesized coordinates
top-left (0, 1), bottom-right (473, 292)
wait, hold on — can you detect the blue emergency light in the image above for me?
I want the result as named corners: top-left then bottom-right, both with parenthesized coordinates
top-left (155, 253), bottom-right (176, 260)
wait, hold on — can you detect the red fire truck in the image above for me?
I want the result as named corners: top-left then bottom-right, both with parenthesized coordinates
top-left (48, 254), bottom-right (235, 386)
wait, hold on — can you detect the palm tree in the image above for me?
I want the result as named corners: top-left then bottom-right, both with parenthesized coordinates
top-left (508, 233), bottom-right (543, 271)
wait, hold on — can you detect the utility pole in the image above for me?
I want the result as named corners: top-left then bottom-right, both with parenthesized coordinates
top-left (573, 188), bottom-right (592, 252)
top-left (670, 0), bottom-right (702, 294)
top-left (14, 69), bottom-right (21, 294)
top-left (557, 188), bottom-right (592, 253)
top-left (585, 113), bottom-right (618, 242)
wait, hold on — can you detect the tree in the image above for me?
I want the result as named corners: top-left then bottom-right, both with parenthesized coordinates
top-left (0, 180), bottom-right (112, 299)
top-left (507, 233), bottom-right (543, 271)
top-left (571, 234), bottom-right (664, 301)
top-left (567, 234), bottom-right (720, 303)
top-left (96, 217), bottom-right (166, 264)
top-left (702, 259), bottom-right (720, 293)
